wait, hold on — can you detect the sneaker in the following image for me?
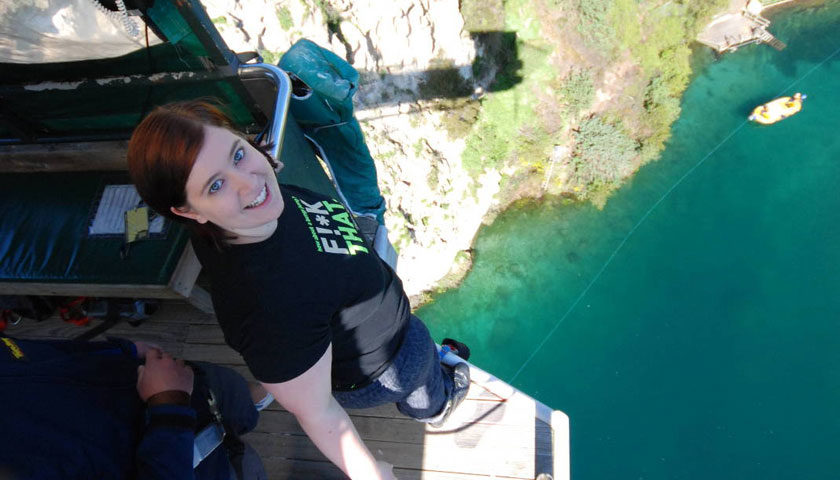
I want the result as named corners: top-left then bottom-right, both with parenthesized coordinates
top-left (441, 338), bottom-right (471, 361)
top-left (429, 362), bottom-right (470, 428)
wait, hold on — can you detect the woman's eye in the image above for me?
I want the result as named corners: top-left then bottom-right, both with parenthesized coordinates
top-left (233, 147), bottom-right (245, 165)
top-left (209, 179), bottom-right (223, 194)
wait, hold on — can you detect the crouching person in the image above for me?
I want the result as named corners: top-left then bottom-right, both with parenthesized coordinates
top-left (0, 335), bottom-right (269, 479)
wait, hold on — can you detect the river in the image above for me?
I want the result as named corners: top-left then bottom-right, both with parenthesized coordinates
top-left (417, 2), bottom-right (840, 478)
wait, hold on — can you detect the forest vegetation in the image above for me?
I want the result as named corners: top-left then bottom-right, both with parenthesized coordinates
top-left (447, 0), bottom-right (730, 206)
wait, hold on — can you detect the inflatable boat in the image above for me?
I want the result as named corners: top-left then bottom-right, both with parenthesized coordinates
top-left (748, 93), bottom-right (806, 125)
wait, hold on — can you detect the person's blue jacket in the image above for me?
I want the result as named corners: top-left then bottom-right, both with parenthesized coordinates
top-left (0, 336), bottom-right (221, 480)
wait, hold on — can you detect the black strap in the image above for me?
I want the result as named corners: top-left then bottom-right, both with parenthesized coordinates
top-left (189, 362), bottom-right (227, 434)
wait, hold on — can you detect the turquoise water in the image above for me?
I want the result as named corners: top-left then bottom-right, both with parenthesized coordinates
top-left (418, 3), bottom-right (840, 478)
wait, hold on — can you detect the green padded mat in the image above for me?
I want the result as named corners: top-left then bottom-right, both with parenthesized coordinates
top-left (0, 112), bottom-right (336, 285)
top-left (0, 171), bottom-right (190, 284)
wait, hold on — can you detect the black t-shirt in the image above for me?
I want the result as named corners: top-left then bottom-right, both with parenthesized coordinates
top-left (192, 184), bottom-right (410, 387)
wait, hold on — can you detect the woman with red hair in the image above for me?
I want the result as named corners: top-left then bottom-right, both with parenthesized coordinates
top-left (127, 100), bottom-right (470, 480)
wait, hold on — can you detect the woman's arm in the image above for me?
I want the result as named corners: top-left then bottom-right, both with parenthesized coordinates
top-left (260, 344), bottom-right (395, 480)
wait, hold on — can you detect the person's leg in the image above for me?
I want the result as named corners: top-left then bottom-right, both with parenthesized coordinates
top-left (249, 383), bottom-right (274, 411)
top-left (391, 316), bottom-right (471, 426)
top-left (389, 316), bottom-right (453, 420)
top-left (332, 316), bottom-right (445, 413)
top-left (334, 316), bottom-right (469, 424)
top-left (375, 315), bottom-right (470, 425)
top-left (191, 362), bottom-right (259, 436)
top-left (332, 369), bottom-right (405, 409)
top-left (192, 362), bottom-right (269, 479)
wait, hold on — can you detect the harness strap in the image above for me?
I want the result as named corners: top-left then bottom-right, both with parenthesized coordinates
top-left (193, 422), bottom-right (225, 468)
top-left (191, 367), bottom-right (227, 468)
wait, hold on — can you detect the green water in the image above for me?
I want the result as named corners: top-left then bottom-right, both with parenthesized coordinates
top-left (418, 3), bottom-right (840, 478)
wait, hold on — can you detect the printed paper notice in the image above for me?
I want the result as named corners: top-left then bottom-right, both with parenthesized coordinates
top-left (89, 185), bottom-right (164, 235)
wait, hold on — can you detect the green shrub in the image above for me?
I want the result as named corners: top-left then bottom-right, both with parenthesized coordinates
top-left (427, 166), bottom-right (440, 191)
top-left (684, 0), bottom-right (731, 35)
top-left (639, 74), bottom-right (682, 159)
top-left (559, 68), bottom-right (595, 117)
top-left (259, 49), bottom-right (280, 65)
top-left (275, 6), bottom-right (293, 31)
top-left (577, 0), bottom-right (613, 49)
top-left (463, 122), bottom-right (511, 172)
top-left (571, 117), bottom-right (637, 185)
top-left (311, 0), bottom-right (341, 34)
top-left (437, 98), bottom-right (481, 140)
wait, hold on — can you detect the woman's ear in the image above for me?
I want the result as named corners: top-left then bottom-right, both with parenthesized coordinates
top-left (170, 205), bottom-right (208, 224)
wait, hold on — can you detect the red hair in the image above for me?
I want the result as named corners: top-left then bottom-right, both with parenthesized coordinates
top-left (127, 100), bottom-right (275, 248)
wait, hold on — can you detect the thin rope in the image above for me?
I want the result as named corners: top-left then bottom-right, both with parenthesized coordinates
top-left (509, 40), bottom-right (840, 383)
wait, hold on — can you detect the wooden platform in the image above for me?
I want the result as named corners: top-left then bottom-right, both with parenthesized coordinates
top-left (696, 0), bottom-right (787, 53)
top-left (4, 300), bottom-right (569, 480)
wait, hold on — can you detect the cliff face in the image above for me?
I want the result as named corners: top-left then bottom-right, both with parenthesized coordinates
top-left (203, 0), bottom-right (494, 298)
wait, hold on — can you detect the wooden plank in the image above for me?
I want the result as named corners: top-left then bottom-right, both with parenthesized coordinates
top-left (255, 409), bottom-right (551, 455)
top-left (0, 246), bottom-right (202, 308)
top-left (0, 140), bottom-right (129, 172)
top-left (186, 323), bottom-right (226, 343)
top-left (186, 285), bottom-right (214, 314)
top-left (550, 410), bottom-right (571, 480)
top-left (253, 456), bottom-right (526, 480)
top-left (250, 455), bottom-right (345, 480)
top-left (2, 316), bottom-right (91, 340)
top-left (167, 242), bottom-right (204, 298)
top-left (0, 281), bottom-right (188, 298)
top-left (254, 389), bottom-right (509, 421)
top-left (2, 316), bottom-right (190, 357)
top-left (250, 399), bottom-right (550, 475)
top-left (246, 433), bottom-right (538, 478)
top-left (392, 466), bottom-right (525, 480)
top-left (151, 301), bottom-right (219, 325)
top-left (181, 342), bottom-right (245, 365)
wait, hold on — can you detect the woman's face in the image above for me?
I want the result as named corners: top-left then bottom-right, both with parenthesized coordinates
top-left (172, 125), bottom-right (284, 239)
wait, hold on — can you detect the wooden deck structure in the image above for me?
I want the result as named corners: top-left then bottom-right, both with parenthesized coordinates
top-left (3, 300), bottom-right (569, 480)
top-left (696, 0), bottom-right (788, 53)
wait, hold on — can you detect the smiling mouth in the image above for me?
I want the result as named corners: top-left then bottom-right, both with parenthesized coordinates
top-left (244, 185), bottom-right (268, 209)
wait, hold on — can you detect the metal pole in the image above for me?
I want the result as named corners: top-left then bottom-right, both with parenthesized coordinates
top-left (238, 63), bottom-right (292, 163)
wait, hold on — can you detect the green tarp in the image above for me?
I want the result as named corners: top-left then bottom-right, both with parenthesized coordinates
top-left (279, 39), bottom-right (386, 224)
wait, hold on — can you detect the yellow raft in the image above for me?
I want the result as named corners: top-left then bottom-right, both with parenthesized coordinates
top-left (748, 92), bottom-right (806, 125)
